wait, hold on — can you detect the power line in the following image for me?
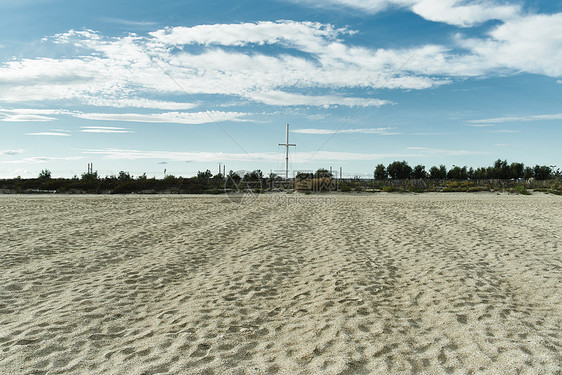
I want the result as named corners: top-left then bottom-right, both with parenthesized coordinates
top-left (307, 52), bottom-right (417, 161)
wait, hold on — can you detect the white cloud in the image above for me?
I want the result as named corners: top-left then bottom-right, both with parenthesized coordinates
top-left (149, 20), bottom-right (354, 48)
top-left (25, 132), bottom-right (71, 136)
top-left (1, 114), bottom-right (56, 122)
top-left (82, 97), bottom-right (197, 110)
top-left (246, 91), bottom-right (391, 107)
top-left (100, 17), bottom-right (157, 27)
top-left (408, 0), bottom-right (520, 27)
top-left (73, 111), bottom-right (249, 124)
top-left (294, 127), bottom-right (447, 136)
top-left (2, 156), bottom-right (83, 164)
top-left (406, 146), bottom-right (486, 155)
top-left (0, 168), bottom-right (30, 178)
top-left (0, 108), bottom-right (68, 122)
top-left (1, 14), bottom-right (560, 117)
top-left (296, 0), bottom-right (520, 27)
top-left (80, 147), bottom-right (484, 162)
top-left (81, 148), bottom-right (418, 162)
top-left (457, 13), bottom-right (562, 77)
top-left (470, 112), bottom-right (562, 124)
top-left (0, 149), bottom-right (24, 155)
top-left (489, 129), bottom-right (519, 133)
top-left (0, 108), bottom-right (72, 122)
top-left (81, 126), bottom-right (134, 133)
top-left (0, 23), bottom-right (444, 109)
top-left (293, 127), bottom-right (399, 135)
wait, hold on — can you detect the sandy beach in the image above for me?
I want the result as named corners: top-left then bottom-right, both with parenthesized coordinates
top-left (0, 193), bottom-right (560, 374)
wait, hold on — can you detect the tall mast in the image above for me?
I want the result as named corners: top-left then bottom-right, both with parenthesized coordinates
top-left (279, 123), bottom-right (296, 179)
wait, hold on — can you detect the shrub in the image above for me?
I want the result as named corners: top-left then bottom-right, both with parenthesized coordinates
top-left (383, 185), bottom-right (399, 192)
top-left (513, 185), bottom-right (531, 195)
top-left (340, 183), bottom-right (352, 192)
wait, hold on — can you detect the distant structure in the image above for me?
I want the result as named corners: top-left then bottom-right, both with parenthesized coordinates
top-left (278, 124), bottom-right (296, 179)
top-left (87, 163), bottom-right (93, 174)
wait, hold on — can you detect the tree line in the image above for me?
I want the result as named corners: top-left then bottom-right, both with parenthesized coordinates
top-left (374, 159), bottom-right (557, 180)
top-left (0, 159), bottom-right (559, 194)
top-left (1, 169), bottom-right (269, 194)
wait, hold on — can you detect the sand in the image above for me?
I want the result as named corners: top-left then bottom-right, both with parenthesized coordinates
top-left (0, 193), bottom-right (560, 374)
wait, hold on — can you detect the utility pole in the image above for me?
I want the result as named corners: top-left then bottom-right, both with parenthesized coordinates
top-left (278, 124), bottom-right (296, 179)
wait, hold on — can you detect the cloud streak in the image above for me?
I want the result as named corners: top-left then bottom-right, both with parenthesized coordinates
top-left (296, 0), bottom-right (521, 27)
top-left (80, 146), bottom-right (486, 162)
top-left (25, 132), bottom-right (71, 136)
top-left (81, 126), bottom-right (135, 133)
top-left (74, 111), bottom-right (250, 124)
top-left (0, 14), bottom-right (560, 121)
top-left (0, 149), bottom-right (24, 155)
top-left (470, 112), bottom-right (562, 124)
top-left (2, 156), bottom-right (83, 164)
top-left (293, 127), bottom-right (399, 135)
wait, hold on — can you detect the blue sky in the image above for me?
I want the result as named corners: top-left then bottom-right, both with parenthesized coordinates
top-left (0, 0), bottom-right (561, 178)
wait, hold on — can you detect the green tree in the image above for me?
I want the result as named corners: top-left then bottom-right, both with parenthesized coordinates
top-left (243, 169), bottom-right (263, 181)
top-left (509, 162), bottom-right (524, 179)
top-left (447, 165), bottom-right (468, 180)
top-left (197, 170), bottom-right (213, 180)
top-left (118, 171), bottom-right (131, 181)
top-left (38, 169), bottom-right (51, 179)
top-left (467, 167), bottom-right (475, 180)
top-left (412, 165), bottom-right (426, 179)
top-left (533, 165), bottom-right (552, 180)
top-left (490, 159), bottom-right (510, 179)
top-left (314, 168), bottom-right (333, 178)
top-left (227, 170), bottom-right (241, 184)
top-left (523, 166), bottom-right (534, 179)
top-left (473, 167), bottom-right (488, 179)
top-left (374, 164), bottom-right (388, 180)
top-left (81, 171), bottom-right (99, 181)
top-left (387, 161), bottom-right (412, 180)
top-left (429, 165), bottom-right (447, 179)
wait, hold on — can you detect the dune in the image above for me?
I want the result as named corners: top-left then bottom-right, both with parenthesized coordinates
top-left (0, 193), bottom-right (560, 374)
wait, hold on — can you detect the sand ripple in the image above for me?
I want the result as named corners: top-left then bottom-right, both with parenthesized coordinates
top-left (0, 193), bottom-right (560, 374)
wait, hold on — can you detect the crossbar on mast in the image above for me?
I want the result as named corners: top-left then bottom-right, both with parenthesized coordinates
top-left (278, 124), bottom-right (296, 180)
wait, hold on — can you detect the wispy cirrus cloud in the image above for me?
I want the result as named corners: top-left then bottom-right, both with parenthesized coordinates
top-left (100, 17), bottom-right (157, 27)
top-left (81, 126), bottom-right (135, 134)
top-left (470, 112), bottom-right (562, 124)
top-left (2, 156), bottom-right (83, 164)
top-left (295, 0), bottom-right (521, 27)
top-left (0, 108), bottom-right (70, 122)
top-left (406, 146), bottom-right (487, 156)
top-left (81, 148), bottom-right (419, 162)
top-left (80, 146), bottom-right (486, 162)
top-left (245, 90), bottom-right (391, 107)
top-left (489, 129), bottom-right (520, 133)
top-left (0, 149), bottom-right (24, 155)
top-left (293, 127), bottom-right (447, 136)
top-left (82, 97), bottom-right (197, 110)
top-left (292, 127), bottom-right (399, 135)
top-left (25, 132), bottom-right (71, 136)
top-left (74, 111), bottom-right (250, 124)
top-left (0, 107), bottom-right (249, 125)
top-left (1, 12), bottom-right (561, 116)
